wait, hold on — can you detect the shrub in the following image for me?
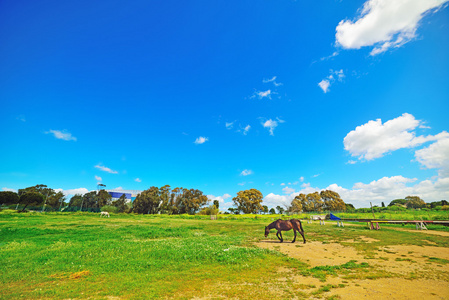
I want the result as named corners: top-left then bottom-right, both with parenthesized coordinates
top-left (101, 205), bottom-right (118, 214)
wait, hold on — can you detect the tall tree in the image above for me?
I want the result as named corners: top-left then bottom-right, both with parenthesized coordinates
top-left (290, 195), bottom-right (304, 213)
top-left (46, 191), bottom-right (66, 210)
top-left (232, 189), bottom-right (263, 214)
top-left (320, 190), bottom-right (346, 211)
top-left (112, 194), bottom-right (128, 213)
top-left (69, 194), bottom-right (83, 207)
top-left (213, 200), bottom-right (219, 210)
top-left (97, 190), bottom-right (112, 208)
top-left (133, 187), bottom-right (161, 214)
top-left (19, 192), bottom-right (45, 212)
top-left (0, 191), bottom-right (19, 205)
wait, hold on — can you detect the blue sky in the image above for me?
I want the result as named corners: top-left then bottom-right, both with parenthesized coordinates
top-left (1, 0), bottom-right (448, 209)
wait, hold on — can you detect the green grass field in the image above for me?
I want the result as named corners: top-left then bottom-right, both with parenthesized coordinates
top-left (1, 210), bottom-right (448, 299)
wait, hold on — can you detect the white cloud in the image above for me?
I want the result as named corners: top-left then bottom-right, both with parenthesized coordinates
top-left (16, 115), bottom-right (26, 122)
top-left (242, 125), bottom-right (251, 135)
top-left (194, 136), bottom-right (208, 144)
top-left (299, 177), bottom-right (304, 182)
top-left (263, 193), bottom-right (295, 209)
top-left (335, 0), bottom-right (448, 55)
top-left (2, 187), bottom-right (17, 192)
top-left (45, 129), bottom-right (77, 141)
top-left (263, 174), bottom-right (449, 209)
top-left (55, 188), bottom-right (90, 197)
top-left (282, 186), bottom-right (295, 194)
top-left (262, 118), bottom-right (285, 136)
top-left (263, 76), bottom-right (283, 87)
top-left (255, 90), bottom-right (272, 99)
top-left (225, 122), bottom-right (234, 129)
top-left (208, 193), bottom-right (232, 204)
top-left (95, 175), bottom-right (102, 183)
top-left (320, 51), bottom-right (339, 61)
top-left (415, 135), bottom-right (449, 177)
top-left (344, 113), bottom-right (446, 161)
top-left (135, 178), bottom-right (142, 183)
top-left (240, 169), bottom-right (253, 176)
top-left (238, 182), bottom-right (246, 186)
top-left (318, 70), bottom-right (345, 93)
top-left (95, 164), bottom-right (119, 174)
top-left (318, 80), bottom-right (331, 93)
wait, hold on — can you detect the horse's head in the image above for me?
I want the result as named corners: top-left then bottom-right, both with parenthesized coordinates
top-left (264, 226), bottom-right (270, 237)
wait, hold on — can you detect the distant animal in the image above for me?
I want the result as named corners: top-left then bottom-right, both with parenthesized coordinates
top-left (265, 219), bottom-right (306, 243)
top-left (100, 211), bottom-right (110, 218)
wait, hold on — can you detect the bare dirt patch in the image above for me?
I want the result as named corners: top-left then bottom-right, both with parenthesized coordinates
top-left (256, 239), bottom-right (449, 299)
top-left (256, 240), bottom-right (366, 267)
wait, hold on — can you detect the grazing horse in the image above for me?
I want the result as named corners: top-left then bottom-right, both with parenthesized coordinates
top-left (100, 211), bottom-right (110, 218)
top-left (265, 219), bottom-right (306, 243)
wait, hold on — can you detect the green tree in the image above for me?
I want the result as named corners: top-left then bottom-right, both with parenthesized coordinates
top-left (213, 200), bottom-right (219, 210)
top-left (180, 189), bottom-right (209, 215)
top-left (276, 205), bottom-right (285, 214)
top-left (232, 189), bottom-right (263, 214)
top-left (405, 196), bottom-right (426, 209)
top-left (388, 199), bottom-right (407, 207)
top-left (0, 191), bottom-right (19, 206)
top-left (159, 185), bottom-right (172, 214)
top-left (69, 194), bottom-right (83, 207)
top-left (112, 194), bottom-right (128, 213)
top-left (133, 187), bottom-right (161, 214)
top-left (46, 191), bottom-right (66, 210)
top-left (269, 208), bottom-right (275, 214)
top-left (320, 190), bottom-right (346, 211)
top-left (262, 205), bottom-right (269, 214)
top-left (19, 192), bottom-right (45, 212)
top-left (97, 190), bottom-right (112, 208)
top-left (290, 195), bottom-right (303, 213)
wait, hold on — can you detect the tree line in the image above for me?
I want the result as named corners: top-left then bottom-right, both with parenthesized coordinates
top-left (1, 184), bottom-right (445, 214)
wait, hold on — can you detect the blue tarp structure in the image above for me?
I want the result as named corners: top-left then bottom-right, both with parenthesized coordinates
top-left (329, 213), bottom-right (341, 220)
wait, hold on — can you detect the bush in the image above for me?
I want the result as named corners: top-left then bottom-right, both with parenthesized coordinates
top-left (101, 205), bottom-right (118, 214)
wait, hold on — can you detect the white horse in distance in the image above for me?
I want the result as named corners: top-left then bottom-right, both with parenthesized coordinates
top-left (100, 211), bottom-right (110, 217)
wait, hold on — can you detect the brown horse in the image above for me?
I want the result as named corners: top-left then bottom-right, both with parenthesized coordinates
top-left (265, 219), bottom-right (306, 243)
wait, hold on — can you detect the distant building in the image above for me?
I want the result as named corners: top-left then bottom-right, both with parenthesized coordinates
top-left (107, 190), bottom-right (141, 202)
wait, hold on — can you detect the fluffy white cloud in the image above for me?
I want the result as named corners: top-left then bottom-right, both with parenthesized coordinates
top-left (240, 169), bottom-right (253, 176)
top-left (242, 125), bottom-right (251, 135)
top-left (263, 193), bottom-right (295, 209)
top-left (45, 129), bottom-right (77, 141)
top-left (225, 122), bottom-right (234, 129)
top-left (194, 136), bottom-right (208, 144)
top-left (344, 113), bottom-right (446, 160)
top-left (2, 187), bottom-right (17, 192)
top-left (264, 174), bottom-right (449, 209)
top-left (95, 164), bottom-right (118, 174)
top-left (95, 175), bottom-right (102, 183)
top-left (208, 193), bottom-right (233, 211)
top-left (262, 118), bottom-right (285, 136)
top-left (336, 0), bottom-right (448, 55)
top-left (135, 178), bottom-right (142, 183)
top-left (415, 135), bottom-right (449, 177)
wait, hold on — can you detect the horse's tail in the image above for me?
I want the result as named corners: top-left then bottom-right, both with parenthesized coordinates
top-left (297, 219), bottom-right (304, 232)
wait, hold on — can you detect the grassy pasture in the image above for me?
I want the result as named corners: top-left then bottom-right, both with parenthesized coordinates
top-left (1, 211), bottom-right (448, 299)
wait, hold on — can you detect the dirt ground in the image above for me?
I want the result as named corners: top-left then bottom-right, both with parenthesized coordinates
top-left (256, 230), bottom-right (449, 299)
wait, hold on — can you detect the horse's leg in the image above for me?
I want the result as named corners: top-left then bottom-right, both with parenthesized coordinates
top-left (299, 230), bottom-right (306, 244)
top-left (276, 231), bottom-right (282, 242)
top-left (278, 231), bottom-right (283, 243)
top-left (292, 228), bottom-right (297, 243)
